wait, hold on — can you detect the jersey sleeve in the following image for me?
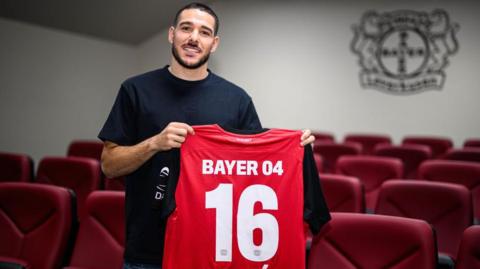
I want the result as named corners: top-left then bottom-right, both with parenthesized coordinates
top-left (238, 98), bottom-right (262, 130)
top-left (303, 146), bottom-right (331, 234)
top-left (98, 83), bottom-right (137, 146)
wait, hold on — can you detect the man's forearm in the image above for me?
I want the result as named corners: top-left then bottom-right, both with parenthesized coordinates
top-left (101, 122), bottom-right (194, 178)
top-left (101, 138), bottom-right (157, 178)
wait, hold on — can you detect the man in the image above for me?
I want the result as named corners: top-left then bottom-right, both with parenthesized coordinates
top-left (99, 3), bottom-right (315, 269)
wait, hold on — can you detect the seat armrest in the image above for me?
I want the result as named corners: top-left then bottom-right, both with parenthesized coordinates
top-left (0, 256), bottom-right (30, 269)
top-left (438, 253), bottom-right (455, 269)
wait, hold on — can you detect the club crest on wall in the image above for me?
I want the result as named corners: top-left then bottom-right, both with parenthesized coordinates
top-left (351, 9), bottom-right (459, 94)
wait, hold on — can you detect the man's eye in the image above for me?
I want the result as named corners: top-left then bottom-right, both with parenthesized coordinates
top-left (201, 31), bottom-right (212, 36)
top-left (181, 26), bottom-right (192, 32)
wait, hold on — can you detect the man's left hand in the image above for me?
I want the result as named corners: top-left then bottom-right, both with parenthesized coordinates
top-left (301, 129), bottom-right (315, 147)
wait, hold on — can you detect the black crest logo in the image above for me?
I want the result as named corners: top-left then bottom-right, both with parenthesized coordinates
top-left (351, 9), bottom-right (459, 94)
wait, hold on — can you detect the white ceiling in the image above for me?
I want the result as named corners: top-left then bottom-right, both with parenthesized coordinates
top-left (0, 0), bottom-right (213, 45)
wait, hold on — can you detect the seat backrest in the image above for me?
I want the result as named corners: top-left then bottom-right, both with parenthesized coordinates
top-left (442, 148), bottom-right (480, 163)
top-left (0, 183), bottom-right (75, 269)
top-left (402, 136), bottom-right (453, 158)
top-left (313, 142), bottom-right (362, 173)
top-left (464, 138), bottom-right (480, 148)
top-left (67, 191), bottom-right (125, 269)
top-left (319, 173), bottom-right (365, 213)
top-left (0, 152), bottom-right (34, 182)
top-left (313, 153), bottom-right (323, 173)
top-left (104, 177), bottom-right (126, 191)
top-left (312, 131), bottom-right (335, 143)
top-left (455, 225), bottom-right (480, 269)
top-left (374, 144), bottom-right (432, 178)
top-left (67, 140), bottom-right (104, 161)
top-left (418, 160), bottom-right (480, 223)
top-left (336, 156), bottom-right (402, 210)
top-left (308, 213), bottom-right (437, 269)
top-left (344, 133), bottom-right (392, 155)
top-left (375, 180), bottom-right (472, 258)
top-left (36, 156), bottom-right (101, 220)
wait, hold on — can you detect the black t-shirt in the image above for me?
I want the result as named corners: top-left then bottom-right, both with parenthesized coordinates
top-left (98, 66), bottom-right (262, 264)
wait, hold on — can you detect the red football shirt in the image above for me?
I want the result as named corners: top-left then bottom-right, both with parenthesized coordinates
top-left (162, 125), bottom-right (318, 269)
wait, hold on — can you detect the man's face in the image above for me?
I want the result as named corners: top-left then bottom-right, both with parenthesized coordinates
top-left (169, 8), bottom-right (219, 69)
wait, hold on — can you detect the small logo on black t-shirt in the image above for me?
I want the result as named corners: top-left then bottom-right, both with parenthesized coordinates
top-left (160, 167), bottom-right (170, 178)
top-left (154, 167), bottom-right (169, 201)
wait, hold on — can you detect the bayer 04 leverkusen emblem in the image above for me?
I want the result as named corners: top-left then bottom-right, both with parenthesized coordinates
top-left (351, 9), bottom-right (459, 94)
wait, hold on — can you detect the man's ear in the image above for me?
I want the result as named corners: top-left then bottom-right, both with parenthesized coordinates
top-left (210, 36), bottom-right (220, 53)
top-left (168, 26), bottom-right (175, 44)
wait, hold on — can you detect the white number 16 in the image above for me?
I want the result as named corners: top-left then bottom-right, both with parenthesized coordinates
top-left (205, 183), bottom-right (279, 262)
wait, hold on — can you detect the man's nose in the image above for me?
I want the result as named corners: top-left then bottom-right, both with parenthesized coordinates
top-left (189, 29), bottom-right (199, 42)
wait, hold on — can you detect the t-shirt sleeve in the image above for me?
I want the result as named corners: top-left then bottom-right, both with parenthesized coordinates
top-left (238, 98), bottom-right (262, 130)
top-left (303, 145), bottom-right (331, 234)
top-left (98, 84), bottom-right (137, 146)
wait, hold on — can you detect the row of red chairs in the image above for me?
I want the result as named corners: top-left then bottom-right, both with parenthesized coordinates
top-left (320, 175), bottom-right (475, 262)
top-left (0, 183), bottom-right (123, 269)
top-left (315, 156), bottom-right (480, 218)
top-left (0, 153), bottom-right (107, 220)
top-left (3, 137), bottom-right (479, 189)
top-left (314, 141), bottom-right (480, 175)
top-left (1, 183), bottom-right (479, 269)
top-left (2, 142), bottom-right (479, 219)
top-left (66, 134), bottom-right (480, 164)
top-left (0, 141), bottom-right (125, 188)
top-left (2, 140), bottom-right (479, 209)
top-left (313, 132), bottom-right (480, 156)
top-left (0, 141), bottom-right (124, 220)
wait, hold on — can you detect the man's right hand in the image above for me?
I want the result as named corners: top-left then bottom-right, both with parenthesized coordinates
top-left (101, 122), bottom-right (194, 178)
top-left (149, 122), bottom-right (195, 151)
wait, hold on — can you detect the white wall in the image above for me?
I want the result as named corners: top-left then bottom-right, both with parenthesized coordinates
top-left (0, 18), bottom-right (137, 162)
top-left (138, 0), bottom-right (480, 146)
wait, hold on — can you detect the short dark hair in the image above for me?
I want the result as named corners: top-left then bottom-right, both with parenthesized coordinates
top-left (173, 2), bottom-right (219, 35)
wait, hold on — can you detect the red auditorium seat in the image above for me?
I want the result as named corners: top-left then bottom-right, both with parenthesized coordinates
top-left (67, 140), bottom-right (104, 161)
top-left (0, 183), bottom-right (75, 269)
top-left (312, 131), bottom-right (335, 143)
top-left (319, 174), bottom-right (365, 213)
top-left (402, 135), bottom-right (453, 158)
top-left (308, 213), bottom-right (437, 269)
top-left (36, 157), bottom-right (101, 220)
top-left (336, 156), bottom-right (402, 211)
top-left (65, 191), bottom-right (125, 269)
top-left (67, 140), bottom-right (125, 191)
top-left (375, 180), bottom-right (472, 260)
top-left (455, 225), bottom-right (480, 269)
top-left (464, 138), bottom-right (480, 148)
top-left (374, 143), bottom-right (432, 178)
top-left (418, 160), bottom-right (480, 223)
top-left (443, 148), bottom-right (480, 163)
top-left (313, 142), bottom-right (362, 173)
top-left (0, 152), bottom-right (34, 182)
top-left (344, 133), bottom-right (392, 155)
top-left (313, 153), bottom-right (323, 173)
top-left (104, 177), bottom-right (126, 191)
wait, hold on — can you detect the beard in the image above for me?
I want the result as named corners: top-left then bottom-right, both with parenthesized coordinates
top-left (172, 44), bottom-right (210, 69)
